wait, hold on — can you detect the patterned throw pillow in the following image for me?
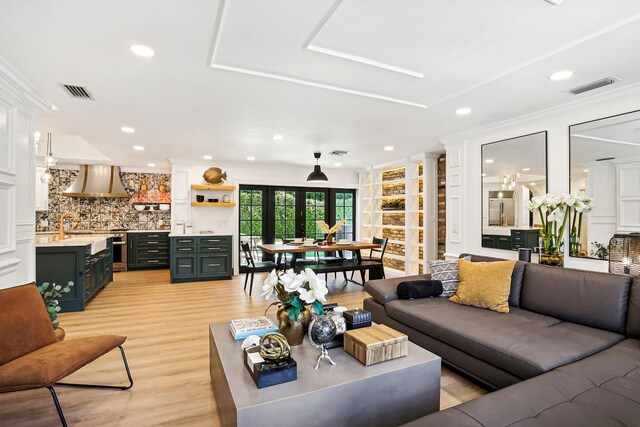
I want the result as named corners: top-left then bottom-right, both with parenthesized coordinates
top-left (428, 257), bottom-right (471, 297)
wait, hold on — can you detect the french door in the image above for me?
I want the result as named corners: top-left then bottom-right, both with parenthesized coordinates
top-left (239, 185), bottom-right (355, 268)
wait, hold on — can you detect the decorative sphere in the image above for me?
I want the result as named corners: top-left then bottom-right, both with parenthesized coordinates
top-left (308, 316), bottom-right (337, 349)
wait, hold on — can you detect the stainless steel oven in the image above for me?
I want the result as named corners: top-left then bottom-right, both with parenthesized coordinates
top-left (111, 231), bottom-right (127, 272)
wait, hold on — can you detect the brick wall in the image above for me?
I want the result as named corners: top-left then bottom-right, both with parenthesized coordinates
top-left (382, 182), bottom-right (405, 196)
top-left (419, 229), bottom-right (423, 244)
top-left (419, 212), bottom-right (424, 227)
top-left (386, 242), bottom-right (405, 256)
top-left (438, 154), bottom-right (446, 260)
top-left (383, 258), bottom-right (405, 271)
top-left (383, 168), bottom-right (405, 181)
top-left (383, 213), bottom-right (404, 226)
top-left (418, 264), bottom-right (424, 275)
top-left (383, 227), bottom-right (405, 240)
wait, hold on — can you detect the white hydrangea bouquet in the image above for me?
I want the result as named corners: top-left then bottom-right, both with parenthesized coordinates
top-left (527, 193), bottom-right (594, 255)
top-left (262, 268), bottom-right (328, 321)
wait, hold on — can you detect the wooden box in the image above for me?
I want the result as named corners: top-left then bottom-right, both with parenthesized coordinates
top-left (344, 324), bottom-right (408, 366)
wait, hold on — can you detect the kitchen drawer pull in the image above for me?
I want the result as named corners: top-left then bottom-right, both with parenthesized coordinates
top-left (147, 234), bottom-right (159, 237)
top-left (499, 238), bottom-right (509, 241)
top-left (148, 242), bottom-right (159, 245)
top-left (206, 239), bottom-right (221, 242)
top-left (207, 247), bottom-right (221, 251)
top-left (208, 263), bottom-right (220, 267)
top-left (148, 250), bottom-right (159, 253)
top-left (147, 260), bottom-right (159, 263)
top-left (178, 248), bottom-right (192, 251)
top-left (178, 240), bottom-right (192, 243)
top-left (179, 264), bottom-right (191, 268)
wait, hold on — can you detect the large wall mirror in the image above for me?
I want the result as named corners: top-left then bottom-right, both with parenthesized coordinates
top-left (481, 132), bottom-right (547, 251)
top-left (570, 110), bottom-right (640, 260)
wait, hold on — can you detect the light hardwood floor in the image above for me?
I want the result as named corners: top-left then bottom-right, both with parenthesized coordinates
top-left (0, 270), bottom-right (486, 426)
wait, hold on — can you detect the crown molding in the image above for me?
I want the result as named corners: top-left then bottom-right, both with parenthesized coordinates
top-left (0, 56), bottom-right (49, 113)
top-left (439, 82), bottom-right (640, 147)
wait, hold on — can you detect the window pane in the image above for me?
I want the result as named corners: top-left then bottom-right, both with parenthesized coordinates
top-left (345, 193), bottom-right (353, 207)
top-left (240, 205), bottom-right (251, 220)
top-left (240, 190), bottom-right (251, 205)
top-left (275, 191), bottom-right (285, 205)
top-left (285, 205), bottom-right (295, 220)
top-left (251, 190), bottom-right (262, 205)
top-left (251, 222), bottom-right (262, 236)
top-left (252, 206), bottom-right (262, 221)
top-left (240, 221), bottom-right (251, 236)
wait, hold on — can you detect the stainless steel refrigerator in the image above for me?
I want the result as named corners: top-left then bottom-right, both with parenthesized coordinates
top-left (488, 191), bottom-right (515, 226)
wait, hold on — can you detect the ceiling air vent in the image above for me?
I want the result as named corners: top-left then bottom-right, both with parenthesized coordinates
top-left (61, 84), bottom-right (94, 100)
top-left (329, 150), bottom-right (350, 156)
top-left (569, 77), bottom-right (618, 95)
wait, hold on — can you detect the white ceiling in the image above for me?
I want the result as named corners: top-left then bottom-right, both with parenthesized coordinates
top-left (2, 0), bottom-right (640, 170)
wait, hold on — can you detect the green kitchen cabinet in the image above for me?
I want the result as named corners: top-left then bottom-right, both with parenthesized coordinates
top-left (36, 238), bottom-right (113, 312)
top-left (127, 231), bottom-right (170, 270)
top-left (170, 235), bottom-right (233, 283)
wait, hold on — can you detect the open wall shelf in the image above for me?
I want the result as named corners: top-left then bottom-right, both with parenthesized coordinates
top-left (191, 184), bottom-right (236, 191)
top-left (357, 155), bottom-right (439, 276)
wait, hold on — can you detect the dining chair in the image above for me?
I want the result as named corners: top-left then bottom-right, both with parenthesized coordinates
top-left (241, 242), bottom-right (278, 294)
top-left (0, 283), bottom-right (133, 427)
top-left (351, 236), bottom-right (389, 281)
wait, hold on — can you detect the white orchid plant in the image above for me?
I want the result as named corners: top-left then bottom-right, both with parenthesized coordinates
top-left (262, 268), bottom-right (328, 321)
top-left (526, 193), bottom-right (594, 254)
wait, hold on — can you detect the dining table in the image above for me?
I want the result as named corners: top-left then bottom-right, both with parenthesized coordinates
top-left (257, 241), bottom-right (383, 282)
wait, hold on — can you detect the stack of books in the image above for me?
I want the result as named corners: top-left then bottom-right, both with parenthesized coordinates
top-left (229, 316), bottom-right (279, 340)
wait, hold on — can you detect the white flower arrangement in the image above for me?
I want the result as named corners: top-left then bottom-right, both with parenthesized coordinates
top-left (526, 192), bottom-right (594, 255)
top-left (262, 268), bottom-right (328, 321)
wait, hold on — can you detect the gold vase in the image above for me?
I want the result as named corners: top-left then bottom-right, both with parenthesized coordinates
top-left (277, 305), bottom-right (311, 346)
top-left (540, 252), bottom-right (564, 267)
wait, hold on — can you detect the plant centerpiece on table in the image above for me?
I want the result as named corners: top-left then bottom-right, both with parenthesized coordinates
top-left (262, 269), bottom-right (328, 346)
top-left (568, 193), bottom-right (594, 257)
top-left (317, 219), bottom-right (347, 244)
top-left (37, 281), bottom-right (74, 341)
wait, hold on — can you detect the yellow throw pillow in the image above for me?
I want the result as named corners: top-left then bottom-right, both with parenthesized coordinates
top-left (449, 259), bottom-right (516, 313)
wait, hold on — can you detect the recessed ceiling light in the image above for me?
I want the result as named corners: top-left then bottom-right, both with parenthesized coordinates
top-left (548, 70), bottom-right (573, 81)
top-left (247, 156), bottom-right (255, 161)
top-left (51, 105), bottom-right (58, 111)
top-left (456, 107), bottom-right (471, 116)
top-left (481, 173), bottom-right (486, 177)
top-left (129, 44), bottom-right (155, 57)
top-left (384, 146), bottom-right (394, 151)
top-left (133, 145), bottom-right (144, 151)
top-left (530, 182), bottom-right (536, 186)
top-left (583, 169), bottom-right (589, 173)
top-left (522, 167), bottom-right (530, 172)
top-left (334, 162), bottom-right (342, 167)
top-left (485, 159), bottom-right (494, 164)
top-left (121, 126), bottom-right (135, 134)
top-left (147, 163), bottom-right (156, 167)
top-left (272, 134), bottom-right (285, 141)
top-left (203, 155), bottom-right (212, 160)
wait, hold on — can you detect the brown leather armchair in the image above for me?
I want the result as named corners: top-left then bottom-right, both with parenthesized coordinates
top-left (0, 283), bottom-right (133, 426)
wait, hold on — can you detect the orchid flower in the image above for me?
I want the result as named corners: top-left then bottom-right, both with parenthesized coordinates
top-left (298, 268), bottom-right (328, 304)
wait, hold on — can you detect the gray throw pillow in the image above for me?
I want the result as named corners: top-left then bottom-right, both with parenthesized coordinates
top-left (428, 257), bottom-right (471, 297)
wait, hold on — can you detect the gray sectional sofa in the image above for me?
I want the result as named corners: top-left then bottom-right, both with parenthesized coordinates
top-left (363, 254), bottom-right (640, 426)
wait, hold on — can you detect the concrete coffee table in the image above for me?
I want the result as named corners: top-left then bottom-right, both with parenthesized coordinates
top-left (209, 323), bottom-right (441, 427)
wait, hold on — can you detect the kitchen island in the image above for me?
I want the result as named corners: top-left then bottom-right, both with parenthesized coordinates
top-left (36, 234), bottom-right (114, 312)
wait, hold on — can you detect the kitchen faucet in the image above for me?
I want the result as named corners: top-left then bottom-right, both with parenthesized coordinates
top-left (58, 212), bottom-right (81, 240)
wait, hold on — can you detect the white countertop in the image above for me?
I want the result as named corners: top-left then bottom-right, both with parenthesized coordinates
top-left (36, 234), bottom-right (112, 253)
top-left (168, 232), bottom-right (218, 237)
top-left (126, 230), bottom-right (170, 233)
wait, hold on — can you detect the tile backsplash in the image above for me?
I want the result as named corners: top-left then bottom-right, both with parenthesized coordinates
top-left (36, 168), bottom-right (172, 232)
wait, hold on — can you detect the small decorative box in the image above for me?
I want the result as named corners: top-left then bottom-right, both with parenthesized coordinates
top-left (344, 324), bottom-right (408, 366)
top-left (243, 346), bottom-right (297, 389)
top-left (344, 309), bottom-right (372, 330)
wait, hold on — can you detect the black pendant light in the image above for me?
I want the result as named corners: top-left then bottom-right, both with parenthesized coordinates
top-left (307, 152), bottom-right (328, 182)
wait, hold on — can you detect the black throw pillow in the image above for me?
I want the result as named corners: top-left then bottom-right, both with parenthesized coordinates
top-left (397, 280), bottom-right (444, 299)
